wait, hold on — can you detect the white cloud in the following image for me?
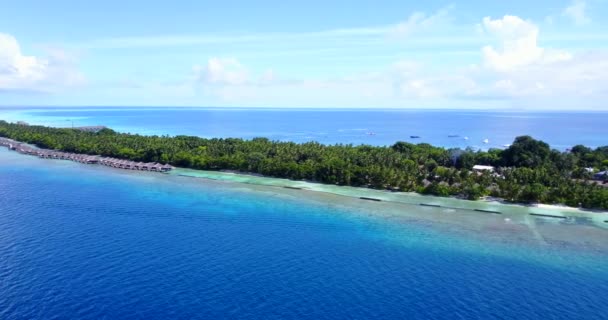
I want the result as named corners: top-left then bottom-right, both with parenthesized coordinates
top-left (485, 52), bottom-right (608, 99)
top-left (0, 33), bottom-right (48, 88)
top-left (190, 58), bottom-right (302, 102)
top-left (80, 48), bottom-right (608, 109)
top-left (78, 7), bottom-right (452, 50)
top-left (469, 15), bottom-right (608, 105)
top-left (192, 58), bottom-right (289, 90)
top-left (182, 56), bottom-right (485, 107)
top-left (0, 32), bottom-right (84, 93)
top-left (391, 7), bottom-right (452, 37)
top-left (388, 60), bottom-right (480, 99)
top-left (480, 15), bottom-right (571, 72)
top-left (194, 57), bottom-right (249, 85)
top-left (54, 10), bottom-right (607, 109)
top-left (563, 0), bottom-right (591, 25)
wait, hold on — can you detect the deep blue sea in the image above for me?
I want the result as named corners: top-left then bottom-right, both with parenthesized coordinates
top-left (2, 107), bottom-right (608, 149)
top-left (1, 147), bottom-right (608, 319)
top-left (1, 108), bottom-right (608, 319)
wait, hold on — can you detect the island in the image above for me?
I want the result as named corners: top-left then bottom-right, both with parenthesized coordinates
top-left (1, 120), bottom-right (607, 210)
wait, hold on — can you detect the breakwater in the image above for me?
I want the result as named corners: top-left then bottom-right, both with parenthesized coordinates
top-left (0, 137), bottom-right (173, 173)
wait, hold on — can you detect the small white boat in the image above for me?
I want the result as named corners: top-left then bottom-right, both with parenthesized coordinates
top-left (483, 138), bottom-right (489, 144)
top-left (463, 136), bottom-right (469, 140)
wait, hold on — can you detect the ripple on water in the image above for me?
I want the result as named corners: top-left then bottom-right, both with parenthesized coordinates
top-left (1, 149), bottom-right (608, 319)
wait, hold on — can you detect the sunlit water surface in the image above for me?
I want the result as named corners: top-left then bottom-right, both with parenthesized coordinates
top-left (1, 149), bottom-right (608, 319)
top-left (2, 107), bottom-right (608, 149)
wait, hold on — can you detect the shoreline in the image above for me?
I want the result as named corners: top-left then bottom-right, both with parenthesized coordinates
top-left (220, 170), bottom-right (607, 214)
top-left (169, 168), bottom-right (608, 225)
top-left (3, 144), bottom-right (608, 259)
top-left (1, 137), bottom-right (606, 224)
top-left (3, 146), bottom-right (608, 259)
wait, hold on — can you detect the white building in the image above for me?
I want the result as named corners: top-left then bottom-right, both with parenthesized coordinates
top-left (472, 165), bottom-right (495, 172)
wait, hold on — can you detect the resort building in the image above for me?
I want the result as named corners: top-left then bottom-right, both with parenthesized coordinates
top-left (472, 165), bottom-right (495, 172)
top-left (73, 126), bottom-right (107, 133)
top-left (594, 171), bottom-right (607, 181)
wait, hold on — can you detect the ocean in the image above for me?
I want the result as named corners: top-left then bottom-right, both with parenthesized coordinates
top-left (2, 107), bottom-right (608, 149)
top-left (1, 108), bottom-right (608, 319)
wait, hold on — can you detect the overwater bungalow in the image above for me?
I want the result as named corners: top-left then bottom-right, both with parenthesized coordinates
top-left (85, 156), bottom-right (99, 164)
top-left (1, 138), bottom-right (173, 173)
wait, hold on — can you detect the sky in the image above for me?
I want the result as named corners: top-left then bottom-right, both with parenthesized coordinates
top-left (1, 0), bottom-right (608, 109)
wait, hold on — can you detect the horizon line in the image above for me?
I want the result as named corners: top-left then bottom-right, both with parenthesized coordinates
top-left (1, 105), bottom-right (608, 112)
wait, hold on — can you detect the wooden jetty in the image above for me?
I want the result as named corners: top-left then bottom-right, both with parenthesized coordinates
top-left (0, 137), bottom-right (173, 173)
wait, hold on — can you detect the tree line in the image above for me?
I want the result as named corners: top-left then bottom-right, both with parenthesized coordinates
top-left (1, 120), bottom-right (607, 209)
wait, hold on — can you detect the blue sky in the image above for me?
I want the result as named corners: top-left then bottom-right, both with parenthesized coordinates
top-left (1, 0), bottom-right (607, 109)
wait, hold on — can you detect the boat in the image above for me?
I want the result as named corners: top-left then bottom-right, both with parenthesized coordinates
top-left (448, 135), bottom-right (459, 138)
top-left (410, 135), bottom-right (421, 139)
top-left (483, 138), bottom-right (489, 144)
top-left (463, 136), bottom-right (469, 140)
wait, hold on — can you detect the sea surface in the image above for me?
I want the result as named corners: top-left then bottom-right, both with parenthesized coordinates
top-left (2, 108), bottom-right (608, 319)
top-left (1, 148), bottom-right (608, 319)
top-left (2, 107), bottom-right (608, 149)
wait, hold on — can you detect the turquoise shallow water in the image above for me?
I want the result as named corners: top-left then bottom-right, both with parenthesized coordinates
top-left (1, 148), bottom-right (608, 319)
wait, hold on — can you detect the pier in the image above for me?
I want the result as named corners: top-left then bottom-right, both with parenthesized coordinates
top-left (0, 137), bottom-right (173, 173)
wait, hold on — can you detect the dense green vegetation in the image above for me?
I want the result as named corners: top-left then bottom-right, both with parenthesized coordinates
top-left (1, 120), bottom-right (608, 209)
